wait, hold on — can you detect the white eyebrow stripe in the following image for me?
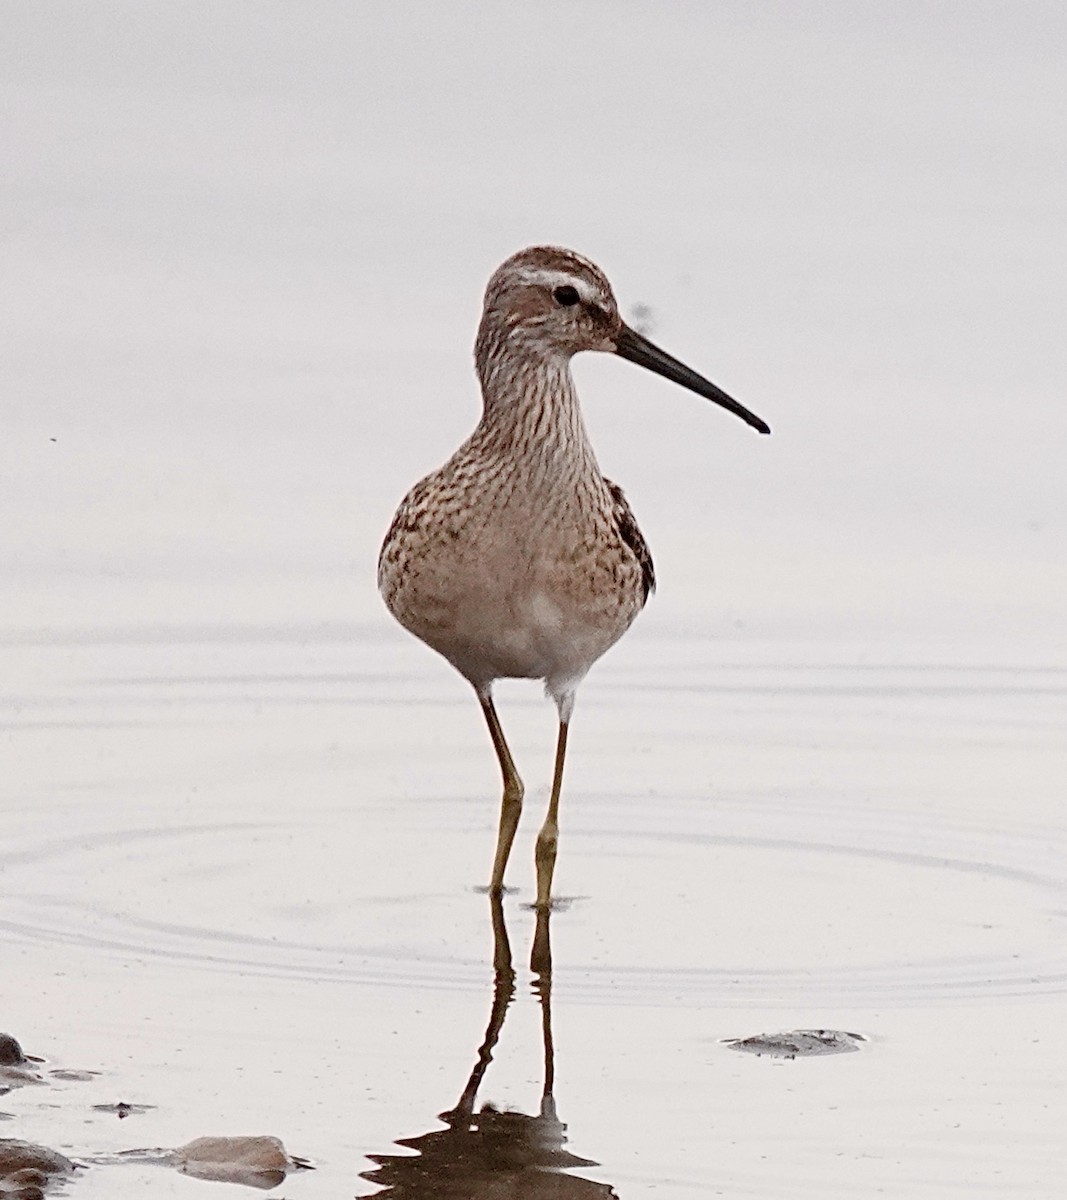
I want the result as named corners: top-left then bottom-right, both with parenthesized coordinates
top-left (516, 267), bottom-right (602, 305)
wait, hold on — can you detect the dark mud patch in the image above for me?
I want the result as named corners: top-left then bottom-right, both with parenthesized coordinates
top-left (91, 1102), bottom-right (156, 1120)
top-left (723, 1028), bottom-right (866, 1059)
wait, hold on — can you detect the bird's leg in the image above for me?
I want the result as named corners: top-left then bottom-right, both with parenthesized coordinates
top-left (534, 720), bottom-right (569, 909)
top-left (479, 693), bottom-right (524, 894)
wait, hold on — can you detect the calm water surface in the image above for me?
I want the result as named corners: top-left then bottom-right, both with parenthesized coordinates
top-left (3, 623), bottom-right (1065, 1197)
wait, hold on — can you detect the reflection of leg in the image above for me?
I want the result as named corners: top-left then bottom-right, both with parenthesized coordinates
top-left (489, 888), bottom-right (512, 976)
top-left (531, 905), bottom-right (555, 1110)
top-left (479, 693), bottom-right (524, 893)
top-left (534, 720), bottom-right (569, 908)
top-left (531, 894), bottom-right (552, 978)
top-left (449, 892), bottom-right (516, 1124)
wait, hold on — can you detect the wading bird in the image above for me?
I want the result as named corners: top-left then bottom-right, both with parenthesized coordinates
top-left (379, 247), bottom-right (769, 907)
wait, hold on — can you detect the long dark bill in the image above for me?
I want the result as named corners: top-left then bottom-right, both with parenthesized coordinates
top-left (614, 324), bottom-right (770, 435)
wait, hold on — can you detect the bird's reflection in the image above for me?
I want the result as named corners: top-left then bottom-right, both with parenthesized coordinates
top-left (361, 897), bottom-right (617, 1198)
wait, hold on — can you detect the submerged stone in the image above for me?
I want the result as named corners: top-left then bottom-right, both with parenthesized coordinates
top-left (723, 1028), bottom-right (865, 1059)
top-left (171, 1135), bottom-right (295, 1189)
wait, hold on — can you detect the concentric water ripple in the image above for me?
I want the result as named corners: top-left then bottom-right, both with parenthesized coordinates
top-left (4, 789), bottom-right (1064, 1007)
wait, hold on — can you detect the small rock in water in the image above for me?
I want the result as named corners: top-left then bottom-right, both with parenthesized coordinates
top-left (0, 1037), bottom-right (44, 1093)
top-left (723, 1028), bottom-right (865, 1059)
top-left (0, 1040), bottom-right (26, 1069)
top-left (0, 1141), bottom-right (75, 1197)
top-left (171, 1136), bottom-right (298, 1188)
top-left (2, 1168), bottom-right (49, 1200)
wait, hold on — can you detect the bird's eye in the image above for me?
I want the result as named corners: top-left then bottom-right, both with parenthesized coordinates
top-left (553, 285), bottom-right (580, 307)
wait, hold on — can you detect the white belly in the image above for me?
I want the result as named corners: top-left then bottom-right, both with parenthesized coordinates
top-left (398, 554), bottom-right (639, 697)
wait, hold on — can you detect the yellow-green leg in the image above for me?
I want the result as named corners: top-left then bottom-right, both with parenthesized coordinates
top-left (480, 694), bottom-right (524, 894)
top-left (534, 720), bottom-right (569, 909)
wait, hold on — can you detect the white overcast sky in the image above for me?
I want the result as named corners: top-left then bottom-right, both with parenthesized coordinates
top-left (3, 2), bottom-right (1065, 647)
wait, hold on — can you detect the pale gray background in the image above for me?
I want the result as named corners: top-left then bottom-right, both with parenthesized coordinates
top-left (5, 1), bottom-right (1065, 649)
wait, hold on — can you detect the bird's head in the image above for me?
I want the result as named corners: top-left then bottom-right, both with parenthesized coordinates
top-left (479, 246), bottom-right (621, 357)
top-left (476, 245), bottom-right (769, 435)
